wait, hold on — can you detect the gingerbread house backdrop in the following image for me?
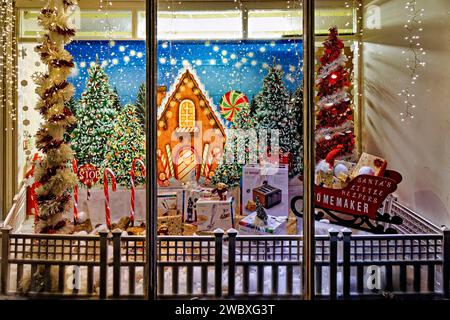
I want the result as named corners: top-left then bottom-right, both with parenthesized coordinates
top-left (156, 67), bottom-right (227, 186)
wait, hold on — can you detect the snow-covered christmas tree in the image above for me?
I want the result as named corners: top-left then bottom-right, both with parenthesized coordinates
top-left (111, 87), bottom-right (122, 112)
top-left (71, 63), bottom-right (116, 171)
top-left (255, 65), bottom-right (291, 165)
top-left (212, 105), bottom-right (257, 188)
top-left (135, 82), bottom-right (146, 129)
top-left (288, 86), bottom-right (304, 178)
top-left (104, 104), bottom-right (146, 187)
top-left (316, 27), bottom-right (355, 161)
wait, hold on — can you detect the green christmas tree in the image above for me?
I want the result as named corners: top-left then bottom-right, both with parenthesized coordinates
top-left (71, 63), bottom-right (116, 170)
top-left (111, 87), bottom-right (122, 112)
top-left (104, 104), bottom-right (146, 187)
top-left (211, 105), bottom-right (257, 188)
top-left (64, 96), bottom-right (78, 143)
top-left (288, 86), bottom-right (304, 178)
top-left (253, 65), bottom-right (291, 163)
top-left (135, 82), bottom-right (146, 129)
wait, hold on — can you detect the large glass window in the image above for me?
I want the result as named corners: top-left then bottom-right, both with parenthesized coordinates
top-left (19, 9), bottom-right (133, 39)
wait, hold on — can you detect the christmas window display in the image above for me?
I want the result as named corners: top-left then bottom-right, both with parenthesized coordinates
top-left (14, 0), bottom-right (409, 238)
top-left (18, 28), bottom-right (395, 236)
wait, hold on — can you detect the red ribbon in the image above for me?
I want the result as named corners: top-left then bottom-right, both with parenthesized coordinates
top-left (130, 158), bottom-right (146, 226)
top-left (103, 168), bottom-right (117, 230)
top-left (72, 159), bottom-right (78, 223)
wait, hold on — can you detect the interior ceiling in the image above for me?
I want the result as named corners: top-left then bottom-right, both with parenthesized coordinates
top-left (16, 0), bottom-right (352, 10)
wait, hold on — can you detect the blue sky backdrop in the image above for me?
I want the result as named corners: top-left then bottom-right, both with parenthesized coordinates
top-left (67, 39), bottom-right (303, 107)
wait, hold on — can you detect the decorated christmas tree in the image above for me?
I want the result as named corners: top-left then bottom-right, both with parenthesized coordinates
top-left (316, 27), bottom-right (355, 161)
top-left (104, 104), bottom-right (146, 187)
top-left (211, 105), bottom-right (257, 188)
top-left (111, 86), bottom-right (122, 112)
top-left (135, 82), bottom-right (146, 129)
top-left (288, 86), bottom-right (304, 178)
top-left (33, 0), bottom-right (78, 234)
top-left (253, 64), bottom-right (291, 164)
top-left (71, 62), bottom-right (116, 171)
top-left (64, 96), bottom-right (78, 143)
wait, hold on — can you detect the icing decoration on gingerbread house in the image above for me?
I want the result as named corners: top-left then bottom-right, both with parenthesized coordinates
top-left (157, 66), bottom-right (226, 186)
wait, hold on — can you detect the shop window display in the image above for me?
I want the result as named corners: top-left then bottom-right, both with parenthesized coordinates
top-left (1, 0), bottom-right (449, 301)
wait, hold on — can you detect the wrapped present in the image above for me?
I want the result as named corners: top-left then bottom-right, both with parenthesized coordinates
top-left (350, 153), bottom-right (387, 180)
top-left (157, 215), bottom-right (182, 235)
top-left (195, 197), bottom-right (234, 234)
top-left (239, 212), bottom-right (287, 235)
top-left (315, 170), bottom-right (334, 188)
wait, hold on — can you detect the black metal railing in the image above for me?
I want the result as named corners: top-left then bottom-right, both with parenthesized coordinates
top-left (1, 226), bottom-right (449, 299)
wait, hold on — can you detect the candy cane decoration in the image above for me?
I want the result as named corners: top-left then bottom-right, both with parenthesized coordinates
top-left (204, 148), bottom-right (221, 179)
top-left (165, 144), bottom-right (175, 178)
top-left (26, 153), bottom-right (41, 223)
top-left (201, 143), bottom-right (210, 177)
top-left (158, 149), bottom-right (171, 180)
top-left (72, 159), bottom-right (79, 223)
top-left (130, 158), bottom-right (146, 225)
top-left (104, 168), bottom-right (117, 230)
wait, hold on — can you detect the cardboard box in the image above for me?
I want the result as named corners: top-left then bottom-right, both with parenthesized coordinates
top-left (238, 212), bottom-right (287, 235)
top-left (350, 153), bottom-right (387, 180)
top-left (242, 164), bottom-right (289, 217)
top-left (195, 197), bottom-right (234, 234)
top-left (157, 215), bottom-right (182, 235)
top-left (157, 192), bottom-right (178, 216)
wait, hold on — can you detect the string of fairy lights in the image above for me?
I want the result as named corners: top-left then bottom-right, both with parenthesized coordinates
top-left (399, 0), bottom-right (426, 122)
top-left (0, 0), bottom-right (17, 130)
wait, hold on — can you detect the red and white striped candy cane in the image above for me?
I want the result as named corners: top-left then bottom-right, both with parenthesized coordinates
top-left (204, 148), bottom-right (221, 178)
top-left (158, 151), bottom-right (171, 179)
top-left (26, 153), bottom-right (40, 223)
top-left (130, 158), bottom-right (146, 225)
top-left (72, 159), bottom-right (79, 223)
top-left (104, 168), bottom-right (117, 230)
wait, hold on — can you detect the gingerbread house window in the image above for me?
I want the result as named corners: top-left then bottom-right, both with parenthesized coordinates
top-left (179, 99), bottom-right (196, 128)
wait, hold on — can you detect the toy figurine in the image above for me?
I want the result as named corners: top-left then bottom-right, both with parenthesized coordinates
top-left (255, 198), bottom-right (268, 225)
top-left (212, 182), bottom-right (228, 201)
top-left (186, 197), bottom-right (194, 223)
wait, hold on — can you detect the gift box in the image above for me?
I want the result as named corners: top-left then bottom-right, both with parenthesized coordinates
top-left (195, 197), bottom-right (234, 234)
top-left (242, 164), bottom-right (289, 217)
top-left (238, 212), bottom-right (287, 235)
top-left (315, 170), bottom-right (334, 188)
top-left (157, 215), bottom-right (183, 235)
top-left (158, 192), bottom-right (179, 217)
top-left (350, 153), bottom-right (387, 180)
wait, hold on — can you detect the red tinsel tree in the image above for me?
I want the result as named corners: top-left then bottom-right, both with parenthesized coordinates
top-left (316, 27), bottom-right (355, 161)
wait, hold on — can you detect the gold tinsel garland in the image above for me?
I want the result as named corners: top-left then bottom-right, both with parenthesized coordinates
top-left (33, 0), bottom-right (78, 233)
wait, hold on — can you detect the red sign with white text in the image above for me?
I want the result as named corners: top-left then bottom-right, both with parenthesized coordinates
top-left (78, 163), bottom-right (100, 188)
top-left (315, 170), bottom-right (402, 220)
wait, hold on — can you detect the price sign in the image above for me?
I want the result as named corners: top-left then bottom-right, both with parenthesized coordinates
top-left (78, 163), bottom-right (100, 188)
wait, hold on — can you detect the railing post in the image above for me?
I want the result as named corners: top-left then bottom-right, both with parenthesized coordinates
top-left (1, 226), bottom-right (12, 295)
top-left (328, 228), bottom-right (339, 300)
top-left (227, 228), bottom-right (237, 298)
top-left (99, 230), bottom-right (109, 299)
top-left (342, 228), bottom-right (352, 299)
top-left (112, 230), bottom-right (122, 298)
top-left (443, 228), bottom-right (450, 298)
top-left (214, 228), bottom-right (224, 298)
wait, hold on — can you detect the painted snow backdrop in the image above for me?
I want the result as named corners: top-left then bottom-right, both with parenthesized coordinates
top-left (17, 39), bottom-right (302, 180)
top-left (67, 39), bottom-right (303, 109)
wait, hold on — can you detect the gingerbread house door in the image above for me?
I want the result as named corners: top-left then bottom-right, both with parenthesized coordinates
top-left (175, 99), bottom-right (199, 182)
